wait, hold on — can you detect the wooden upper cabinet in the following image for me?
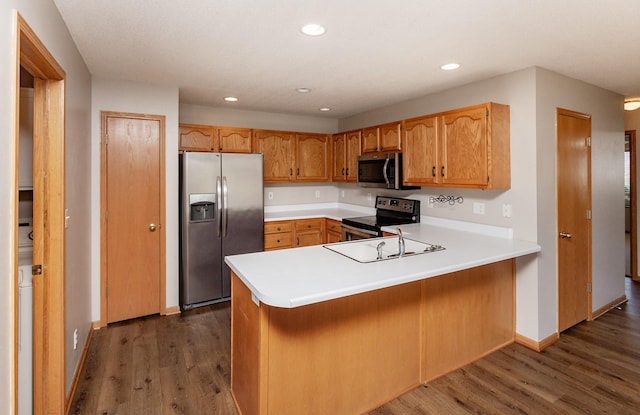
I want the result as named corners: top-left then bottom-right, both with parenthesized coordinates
top-left (296, 133), bottom-right (330, 182)
top-left (218, 127), bottom-right (252, 153)
top-left (331, 133), bottom-right (347, 182)
top-left (332, 130), bottom-right (361, 183)
top-left (345, 130), bottom-right (361, 182)
top-left (179, 124), bottom-right (216, 151)
top-left (361, 127), bottom-right (379, 153)
top-left (379, 122), bottom-right (401, 152)
top-left (440, 103), bottom-right (510, 189)
top-left (402, 115), bottom-right (439, 186)
top-left (253, 130), bottom-right (295, 182)
top-left (362, 123), bottom-right (401, 153)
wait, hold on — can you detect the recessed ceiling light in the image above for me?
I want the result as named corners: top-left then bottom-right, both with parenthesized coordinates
top-left (224, 96), bottom-right (238, 102)
top-left (319, 107), bottom-right (331, 112)
top-left (301, 24), bottom-right (326, 36)
top-left (296, 87), bottom-right (312, 93)
top-left (440, 63), bottom-right (461, 71)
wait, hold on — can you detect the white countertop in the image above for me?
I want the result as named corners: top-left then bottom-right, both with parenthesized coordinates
top-left (225, 221), bottom-right (541, 309)
top-left (264, 202), bottom-right (373, 222)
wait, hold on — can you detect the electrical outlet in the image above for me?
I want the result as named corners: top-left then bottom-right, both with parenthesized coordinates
top-left (315, 190), bottom-right (321, 199)
top-left (473, 202), bottom-right (485, 215)
top-left (341, 190), bottom-right (345, 198)
top-left (367, 192), bottom-right (372, 201)
top-left (267, 191), bottom-right (274, 200)
top-left (73, 329), bottom-right (78, 350)
top-left (502, 204), bottom-right (512, 218)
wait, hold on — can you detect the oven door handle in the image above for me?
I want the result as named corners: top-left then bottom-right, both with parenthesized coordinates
top-left (341, 223), bottom-right (379, 237)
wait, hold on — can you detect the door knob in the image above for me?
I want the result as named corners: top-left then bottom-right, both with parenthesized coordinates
top-left (149, 223), bottom-right (157, 232)
top-left (559, 232), bottom-right (572, 239)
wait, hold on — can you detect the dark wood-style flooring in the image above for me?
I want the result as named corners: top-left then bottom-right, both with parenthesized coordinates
top-left (70, 278), bottom-right (640, 414)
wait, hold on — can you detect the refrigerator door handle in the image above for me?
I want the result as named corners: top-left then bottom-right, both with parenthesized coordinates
top-left (216, 176), bottom-right (222, 237)
top-left (223, 176), bottom-right (229, 237)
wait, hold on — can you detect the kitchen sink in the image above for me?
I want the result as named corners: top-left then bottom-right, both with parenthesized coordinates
top-left (323, 236), bottom-right (444, 263)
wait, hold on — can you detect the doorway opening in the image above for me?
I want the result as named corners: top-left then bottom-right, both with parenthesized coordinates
top-left (13, 12), bottom-right (66, 414)
top-left (625, 130), bottom-right (637, 281)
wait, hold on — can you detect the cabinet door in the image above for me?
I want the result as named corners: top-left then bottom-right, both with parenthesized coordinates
top-left (332, 133), bottom-right (347, 182)
top-left (402, 115), bottom-right (439, 186)
top-left (218, 127), bottom-right (252, 153)
top-left (441, 106), bottom-right (488, 186)
top-left (379, 122), bottom-right (401, 152)
top-left (325, 219), bottom-right (342, 243)
top-left (296, 133), bottom-right (330, 182)
top-left (179, 124), bottom-right (216, 151)
top-left (253, 130), bottom-right (295, 182)
top-left (361, 127), bottom-right (379, 153)
top-left (345, 131), bottom-right (361, 183)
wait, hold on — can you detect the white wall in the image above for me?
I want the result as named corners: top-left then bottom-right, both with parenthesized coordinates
top-left (0, 0), bottom-right (93, 408)
top-left (625, 109), bottom-right (640, 277)
top-left (180, 103), bottom-right (339, 133)
top-left (535, 68), bottom-right (624, 334)
top-left (91, 78), bottom-right (180, 320)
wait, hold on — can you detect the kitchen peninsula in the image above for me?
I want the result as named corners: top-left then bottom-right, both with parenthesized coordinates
top-left (225, 221), bottom-right (540, 415)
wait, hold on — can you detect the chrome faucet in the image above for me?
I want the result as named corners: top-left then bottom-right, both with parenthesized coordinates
top-left (376, 241), bottom-right (386, 260)
top-left (397, 228), bottom-right (405, 257)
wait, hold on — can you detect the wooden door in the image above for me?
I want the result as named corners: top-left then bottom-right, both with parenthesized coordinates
top-left (332, 133), bottom-right (347, 181)
top-left (345, 130), bottom-right (361, 182)
top-left (103, 113), bottom-right (164, 323)
top-left (253, 130), bottom-right (295, 182)
top-left (296, 133), bottom-right (330, 181)
top-left (379, 122), bottom-right (401, 152)
top-left (441, 105), bottom-right (488, 186)
top-left (557, 108), bottom-right (591, 332)
top-left (402, 115), bottom-right (439, 186)
top-left (218, 127), bottom-right (252, 153)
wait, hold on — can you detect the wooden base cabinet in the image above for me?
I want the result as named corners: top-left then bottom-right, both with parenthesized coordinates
top-left (231, 259), bottom-right (515, 415)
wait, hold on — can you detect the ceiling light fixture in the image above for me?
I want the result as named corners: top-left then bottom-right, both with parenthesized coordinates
top-left (296, 87), bottom-right (312, 93)
top-left (319, 107), bottom-right (331, 112)
top-left (624, 100), bottom-right (640, 111)
top-left (224, 96), bottom-right (238, 102)
top-left (301, 23), bottom-right (326, 36)
top-left (440, 63), bottom-right (461, 71)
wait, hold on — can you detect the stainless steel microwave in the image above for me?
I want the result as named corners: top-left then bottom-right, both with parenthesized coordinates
top-left (356, 153), bottom-right (418, 190)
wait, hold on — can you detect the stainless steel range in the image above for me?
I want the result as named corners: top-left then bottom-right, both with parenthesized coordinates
top-left (341, 196), bottom-right (420, 240)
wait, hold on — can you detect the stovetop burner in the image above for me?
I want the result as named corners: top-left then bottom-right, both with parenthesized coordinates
top-left (342, 196), bottom-right (420, 233)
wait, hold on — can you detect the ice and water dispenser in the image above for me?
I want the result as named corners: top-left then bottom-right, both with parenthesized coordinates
top-left (189, 193), bottom-right (216, 222)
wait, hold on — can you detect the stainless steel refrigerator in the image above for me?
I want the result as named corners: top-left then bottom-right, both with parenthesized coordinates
top-left (179, 152), bottom-right (264, 309)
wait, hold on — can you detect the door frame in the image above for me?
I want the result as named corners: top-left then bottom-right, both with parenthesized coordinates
top-left (626, 130), bottom-right (638, 281)
top-left (12, 12), bottom-right (66, 414)
top-left (100, 111), bottom-right (167, 326)
top-left (556, 107), bottom-right (593, 329)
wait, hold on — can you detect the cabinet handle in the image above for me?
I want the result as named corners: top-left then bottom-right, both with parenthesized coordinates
top-left (297, 237), bottom-right (300, 245)
top-left (441, 166), bottom-right (445, 177)
top-left (277, 239), bottom-right (281, 243)
top-left (559, 232), bottom-right (572, 239)
top-left (297, 168), bottom-right (300, 176)
top-left (342, 168), bottom-right (345, 175)
top-left (431, 166), bottom-right (436, 177)
top-left (277, 227), bottom-right (281, 231)
top-left (346, 168), bottom-right (349, 176)
top-left (290, 168), bottom-right (293, 176)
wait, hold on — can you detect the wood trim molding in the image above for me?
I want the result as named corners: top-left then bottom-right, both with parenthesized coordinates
top-left (515, 332), bottom-right (559, 352)
top-left (590, 295), bottom-right (628, 320)
top-left (164, 306), bottom-right (181, 316)
top-left (627, 130), bottom-right (638, 281)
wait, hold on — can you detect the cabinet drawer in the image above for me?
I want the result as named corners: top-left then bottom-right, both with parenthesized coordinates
top-left (265, 221), bottom-right (293, 234)
top-left (295, 218), bottom-right (324, 232)
top-left (265, 232), bottom-right (293, 250)
top-left (326, 219), bottom-right (341, 233)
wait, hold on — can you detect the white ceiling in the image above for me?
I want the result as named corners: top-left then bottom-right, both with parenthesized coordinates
top-left (53, 0), bottom-right (640, 118)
